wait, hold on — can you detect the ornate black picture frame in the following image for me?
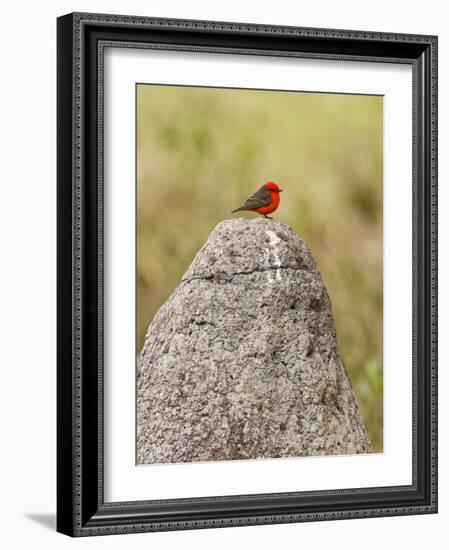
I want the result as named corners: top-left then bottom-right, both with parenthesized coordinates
top-left (57, 12), bottom-right (438, 537)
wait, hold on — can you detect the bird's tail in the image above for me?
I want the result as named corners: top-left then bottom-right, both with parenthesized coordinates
top-left (231, 206), bottom-right (246, 214)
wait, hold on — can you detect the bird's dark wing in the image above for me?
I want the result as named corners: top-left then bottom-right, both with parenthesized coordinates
top-left (236, 185), bottom-right (272, 211)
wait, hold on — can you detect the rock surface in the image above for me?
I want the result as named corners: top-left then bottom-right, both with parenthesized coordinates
top-left (137, 218), bottom-right (372, 464)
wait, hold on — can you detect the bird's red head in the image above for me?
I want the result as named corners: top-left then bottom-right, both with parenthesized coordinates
top-left (265, 181), bottom-right (283, 193)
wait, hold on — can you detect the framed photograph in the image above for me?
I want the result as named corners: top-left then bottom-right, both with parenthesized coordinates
top-left (57, 12), bottom-right (438, 536)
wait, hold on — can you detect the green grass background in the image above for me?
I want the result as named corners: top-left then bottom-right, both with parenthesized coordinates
top-left (137, 84), bottom-right (383, 451)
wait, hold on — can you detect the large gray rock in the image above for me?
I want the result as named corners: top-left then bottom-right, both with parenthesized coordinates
top-left (137, 218), bottom-right (372, 464)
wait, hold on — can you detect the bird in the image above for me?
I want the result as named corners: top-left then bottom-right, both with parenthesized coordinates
top-left (231, 181), bottom-right (283, 219)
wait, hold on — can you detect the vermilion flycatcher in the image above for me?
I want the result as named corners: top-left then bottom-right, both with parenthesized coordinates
top-left (231, 181), bottom-right (283, 219)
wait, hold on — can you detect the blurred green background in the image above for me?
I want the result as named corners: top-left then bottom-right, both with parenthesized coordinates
top-left (137, 85), bottom-right (383, 452)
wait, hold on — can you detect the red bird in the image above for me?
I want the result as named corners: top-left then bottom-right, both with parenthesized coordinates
top-left (231, 181), bottom-right (283, 219)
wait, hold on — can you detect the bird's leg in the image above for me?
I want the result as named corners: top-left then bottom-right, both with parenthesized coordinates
top-left (264, 215), bottom-right (273, 219)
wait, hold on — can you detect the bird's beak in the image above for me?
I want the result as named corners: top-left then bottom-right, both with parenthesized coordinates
top-left (279, 189), bottom-right (283, 192)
